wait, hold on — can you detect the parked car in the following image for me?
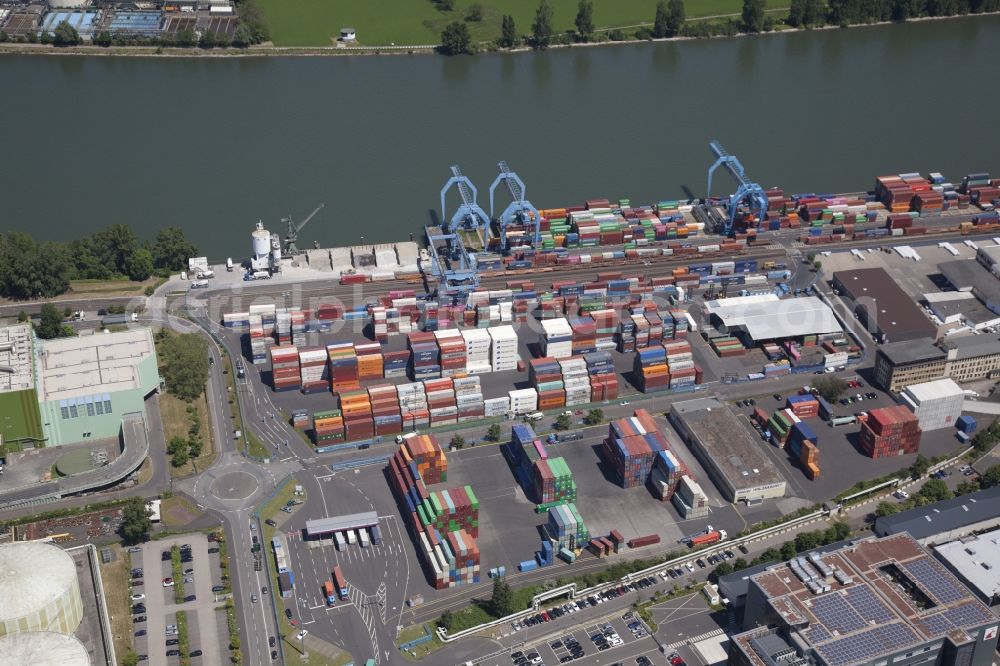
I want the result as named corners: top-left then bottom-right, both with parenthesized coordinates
top-left (130, 593), bottom-right (146, 601)
top-left (265, 519), bottom-right (277, 527)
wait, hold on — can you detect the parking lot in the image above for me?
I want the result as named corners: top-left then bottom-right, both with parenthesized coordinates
top-left (508, 610), bottom-right (657, 666)
top-left (129, 533), bottom-right (227, 666)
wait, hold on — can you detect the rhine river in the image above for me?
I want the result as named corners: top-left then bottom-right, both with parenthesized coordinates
top-left (1, 15), bottom-right (998, 259)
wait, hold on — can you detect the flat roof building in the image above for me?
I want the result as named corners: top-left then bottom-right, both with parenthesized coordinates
top-left (874, 335), bottom-right (1000, 392)
top-left (874, 486), bottom-right (1000, 545)
top-left (935, 532), bottom-right (1000, 607)
top-left (729, 533), bottom-right (1000, 666)
top-left (833, 268), bottom-right (937, 343)
top-left (939, 258), bottom-right (1000, 315)
top-left (669, 397), bottom-right (786, 503)
top-left (701, 294), bottom-right (841, 344)
top-left (36, 329), bottom-right (160, 446)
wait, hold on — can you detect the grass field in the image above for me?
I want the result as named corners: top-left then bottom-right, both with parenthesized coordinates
top-left (160, 391), bottom-right (216, 478)
top-left (99, 547), bottom-right (134, 661)
top-left (258, 0), bottom-right (787, 47)
top-left (0, 389), bottom-right (44, 444)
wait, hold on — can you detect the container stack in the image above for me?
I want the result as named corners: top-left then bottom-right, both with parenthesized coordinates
top-left (454, 377), bottom-right (485, 423)
top-left (672, 476), bottom-right (710, 518)
top-left (509, 388), bottom-right (539, 416)
top-left (546, 503), bottom-right (588, 551)
top-left (711, 335), bottom-right (745, 357)
top-left (568, 316), bottom-right (597, 356)
top-left (444, 529), bottom-right (481, 587)
top-left (532, 457), bottom-right (577, 508)
top-left (420, 487), bottom-right (480, 538)
top-left (488, 325), bottom-right (519, 371)
top-left (368, 384), bottom-right (403, 437)
top-left (434, 330), bottom-right (467, 378)
top-left (383, 349), bottom-right (410, 379)
top-left (425, 378), bottom-right (458, 427)
top-left (634, 346), bottom-right (670, 393)
top-left (312, 410), bottom-right (344, 445)
top-left (630, 313), bottom-right (650, 348)
top-left (396, 434), bottom-right (448, 485)
top-left (530, 357), bottom-right (565, 410)
top-left (601, 409), bottom-right (665, 488)
top-left (270, 346), bottom-right (300, 392)
top-left (291, 409), bottom-right (310, 430)
top-left (767, 408), bottom-right (800, 445)
top-left (398, 382), bottom-right (430, 431)
top-left (560, 357), bottom-right (591, 407)
top-left (786, 394), bottom-right (819, 419)
top-left (617, 316), bottom-right (636, 353)
top-left (541, 318), bottom-right (574, 358)
top-left (249, 315), bottom-right (268, 365)
top-left (371, 306), bottom-right (389, 343)
top-left (299, 347), bottom-right (328, 393)
top-left (584, 351), bottom-right (618, 401)
top-left (275, 311), bottom-right (292, 346)
top-left (649, 449), bottom-right (688, 501)
top-left (339, 390), bottom-right (374, 442)
top-left (591, 309), bottom-right (618, 350)
top-left (328, 342), bottom-right (360, 393)
top-left (355, 343), bottom-right (384, 380)
top-left (460, 328), bottom-right (492, 375)
top-left (859, 406), bottom-right (922, 459)
top-left (408, 332), bottom-right (441, 381)
top-left (787, 422), bottom-right (820, 479)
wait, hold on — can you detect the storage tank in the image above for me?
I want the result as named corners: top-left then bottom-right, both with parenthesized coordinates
top-left (0, 542), bottom-right (83, 637)
top-left (252, 222), bottom-right (271, 259)
top-left (0, 631), bottom-right (90, 666)
top-left (270, 233), bottom-right (282, 264)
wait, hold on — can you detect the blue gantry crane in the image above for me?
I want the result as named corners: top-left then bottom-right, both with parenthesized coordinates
top-left (705, 140), bottom-right (769, 236)
top-left (489, 161), bottom-right (541, 252)
top-left (440, 165), bottom-right (491, 236)
top-left (423, 224), bottom-right (479, 299)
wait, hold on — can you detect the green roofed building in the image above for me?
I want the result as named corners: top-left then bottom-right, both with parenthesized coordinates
top-left (0, 324), bottom-right (44, 447)
top-left (36, 328), bottom-right (160, 446)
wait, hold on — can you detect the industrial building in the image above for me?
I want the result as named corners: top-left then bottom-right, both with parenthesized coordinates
top-left (0, 324), bottom-right (44, 446)
top-left (874, 486), bottom-right (1000, 545)
top-left (937, 247), bottom-right (1000, 316)
top-left (701, 294), bottom-right (841, 345)
top-left (36, 328), bottom-right (160, 446)
top-left (899, 378), bottom-right (965, 431)
top-left (729, 533), bottom-right (1000, 666)
top-left (832, 268), bottom-right (938, 343)
top-left (923, 291), bottom-right (1000, 332)
top-left (934, 532), bottom-right (1000, 607)
top-left (874, 334), bottom-right (1000, 392)
top-left (669, 397), bottom-right (786, 503)
top-left (0, 541), bottom-right (83, 637)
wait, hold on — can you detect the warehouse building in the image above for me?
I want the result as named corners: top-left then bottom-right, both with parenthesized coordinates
top-left (938, 249), bottom-right (1000, 315)
top-left (899, 378), bottom-right (965, 431)
top-left (874, 334), bottom-right (1000, 392)
top-left (36, 329), bottom-right (160, 446)
top-left (729, 533), bottom-right (1000, 666)
top-left (669, 397), bottom-right (786, 503)
top-left (934, 532), bottom-right (1000, 607)
top-left (923, 291), bottom-right (1000, 332)
top-left (701, 294), bottom-right (841, 346)
top-left (0, 324), bottom-right (44, 446)
top-left (874, 486), bottom-right (1000, 545)
top-left (832, 268), bottom-right (938, 343)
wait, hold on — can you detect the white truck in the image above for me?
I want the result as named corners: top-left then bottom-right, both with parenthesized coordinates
top-left (359, 528), bottom-right (370, 548)
top-left (190, 280), bottom-right (209, 289)
top-left (196, 269), bottom-right (215, 279)
top-left (346, 529), bottom-right (357, 545)
top-left (226, 258), bottom-right (233, 272)
top-left (395, 431), bottom-right (419, 444)
top-left (528, 412), bottom-right (545, 422)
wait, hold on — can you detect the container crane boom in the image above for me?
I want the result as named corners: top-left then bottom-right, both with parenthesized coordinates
top-left (283, 203), bottom-right (325, 254)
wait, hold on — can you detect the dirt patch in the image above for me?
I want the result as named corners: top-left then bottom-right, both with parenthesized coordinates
top-left (161, 495), bottom-right (202, 528)
top-left (159, 391), bottom-right (216, 478)
top-left (18, 507), bottom-right (124, 546)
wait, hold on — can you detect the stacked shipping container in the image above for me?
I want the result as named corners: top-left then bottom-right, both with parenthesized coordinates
top-left (859, 406), bottom-right (922, 459)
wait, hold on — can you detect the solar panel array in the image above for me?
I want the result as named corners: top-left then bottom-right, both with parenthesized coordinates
top-left (844, 586), bottom-right (894, 624)
top-left (804, 624), bottom-right (832, 644)
top-left (810, 593), bottom-right (866, 635)
top-left (903, 559), bottom-right (964, 604)
top-left (817, 623), bottom-right (920, 666)
top-left (944, 602), bottom-right (994, 629)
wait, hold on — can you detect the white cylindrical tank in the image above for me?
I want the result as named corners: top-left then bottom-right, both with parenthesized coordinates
top-left (0, 542), bottom-right (83, 637)
top-left (270, 233), bottom-right (282, 263)
top-left (0, 631), bottom-right (90, 666)
top-left (252, 225), bottom-right (271, 259)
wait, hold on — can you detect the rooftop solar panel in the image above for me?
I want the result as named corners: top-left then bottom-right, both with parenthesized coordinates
top-left (804, 624), bottom-right (832, 644)
top-left (942, 602), bottom-right (994, 629)
top-left (816, 623), bottom-right (920, 666)
top-left (903, 559), bottom-right (964, 605)
top-left (809, 592), bottom-right (866, 635)
top-left (844, 586), bottom-right (894, 624)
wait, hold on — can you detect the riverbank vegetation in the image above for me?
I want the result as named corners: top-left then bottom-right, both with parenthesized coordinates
top-left (0, 226), bottom-right (197, 300)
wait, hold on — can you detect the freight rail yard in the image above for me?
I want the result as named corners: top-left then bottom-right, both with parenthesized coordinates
top-left (163, 157), bottom-right (1000, 665)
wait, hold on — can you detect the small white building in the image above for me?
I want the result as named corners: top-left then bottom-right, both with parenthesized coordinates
top-left (900, 378), bottom-right (965, 431)
top-left (339, 27), bottom-right (356, 42)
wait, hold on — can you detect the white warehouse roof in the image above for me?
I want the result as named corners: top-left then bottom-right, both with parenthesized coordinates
top-left (902, 378), bottom-right (964, 403)
top-left (702, 294), bottom-right (841, 341)
top-left (37, 328), bottom-right (154, 402)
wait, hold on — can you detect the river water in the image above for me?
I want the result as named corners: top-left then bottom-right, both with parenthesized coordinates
top-left (1, 15), bottom-right (998, 259)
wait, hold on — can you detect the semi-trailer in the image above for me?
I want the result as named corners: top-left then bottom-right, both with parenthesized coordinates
top-left (334, 532), bottom-right (346, 551)
top-left (687, 529), bottom-right (728, 547)
top-left (627, 534), bottom-right (661, 548)
top-left (359, 528), bottom-right (371, 548)
top-left (371, 525), bottom-right (382, 546)
top-left (333, 566), bottom-right (348, 599)
top-left (324, 581), bottom-right (336, 606)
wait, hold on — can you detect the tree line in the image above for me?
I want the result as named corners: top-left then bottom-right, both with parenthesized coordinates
top-left (439, 0), bottom-right (999, 55)
top-left (0, 225), bottom-right (197, 300)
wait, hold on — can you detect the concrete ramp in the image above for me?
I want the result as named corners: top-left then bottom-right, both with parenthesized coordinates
top-left (330, 247), bottom-right (353, 274)
top-left (374, 243), bottom-right (399, 268)
top-left (395, 242), bottom-right (419, 271)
